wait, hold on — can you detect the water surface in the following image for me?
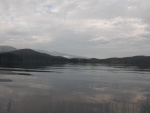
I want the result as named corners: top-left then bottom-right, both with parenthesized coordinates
top-left (0, 64), bottom-right (150, 113)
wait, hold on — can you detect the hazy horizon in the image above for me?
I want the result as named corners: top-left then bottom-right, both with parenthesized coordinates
top-left (1, 45), bottom-right (149, 59)
top-left (0, 0), bottom-right (150, 58)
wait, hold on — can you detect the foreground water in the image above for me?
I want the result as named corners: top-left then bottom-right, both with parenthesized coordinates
top-left (0, 64), bottom-right (150, 113)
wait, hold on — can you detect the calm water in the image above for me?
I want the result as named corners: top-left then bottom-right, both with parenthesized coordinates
top-left (0, 64), bottom-right (150, 113)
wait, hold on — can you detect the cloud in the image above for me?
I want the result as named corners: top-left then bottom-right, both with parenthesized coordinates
top-left (0, 0), bottom-right (150, 58)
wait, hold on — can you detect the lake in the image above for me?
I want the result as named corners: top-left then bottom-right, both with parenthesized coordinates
top-left (0, 64), bottom-right (150, 113)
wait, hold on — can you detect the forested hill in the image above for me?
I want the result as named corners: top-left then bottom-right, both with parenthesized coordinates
top-left (0, 46), bottom-right (17, 53)
top-left (99, 56), bottom-right (150, 66)
top-left (0, 49), bottom-right (68, 67)
top-left (8, 49), bottom-right (52, 57)
top-left (0, 48), bottom-right (150, 67)
top-left (69, 56), bottom-right (150, 67)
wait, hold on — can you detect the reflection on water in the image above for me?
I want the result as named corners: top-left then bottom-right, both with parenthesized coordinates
top-left (0, 79), bottom-right (12, 82)
top-left (0, 64), bottom-right (150, 113)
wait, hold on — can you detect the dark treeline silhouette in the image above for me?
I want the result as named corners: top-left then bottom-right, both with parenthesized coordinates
top-left (99, 56), bottom-right (150, 67)
top-left (0, 49), bottom-right (150, 68)
top-left (69, 56), bottom-right (150, 68)
top-left (0, 49), bottom-right (68, 67)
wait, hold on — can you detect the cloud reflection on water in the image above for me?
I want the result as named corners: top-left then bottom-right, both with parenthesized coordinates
top-left (0, 64), bottom-right (150, 113)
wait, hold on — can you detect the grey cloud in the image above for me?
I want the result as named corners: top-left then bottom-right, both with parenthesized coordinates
top-left (0, 0), bottom-right (150, 58)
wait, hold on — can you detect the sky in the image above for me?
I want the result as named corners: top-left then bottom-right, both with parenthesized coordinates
top-left (0, 0), bottom-right (150, 58)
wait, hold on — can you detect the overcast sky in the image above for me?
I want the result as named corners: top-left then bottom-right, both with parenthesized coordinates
top-left (0, 0), bottom-right (150, 58)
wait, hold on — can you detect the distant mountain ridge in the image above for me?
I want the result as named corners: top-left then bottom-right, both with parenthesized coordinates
top-left (37, 50), bottom-right (86, 59)
top-left (9, 49), bottom-right (51, 56)
top-left (0, 46), bottom-right (17, 53)
top-left (0, 46), bottom-right (85, 58)
top-left (0, 46), bottom-right (150, 68)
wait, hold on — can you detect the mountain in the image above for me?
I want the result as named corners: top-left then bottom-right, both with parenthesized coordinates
top-left (37, 50), bottom-right (86, 59)
top-left (0, 49), bottom-right (68, 67)
top-left (9, 49), bottom-right (51, 57)
top-left (0, 46), bottom-right (17, 53)
top-left (0, 47), bottom-right (150, 68)
top-left (68, 56), bottom-right (150, 67)
top-left (99, 56), bottom-right (150, 67)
